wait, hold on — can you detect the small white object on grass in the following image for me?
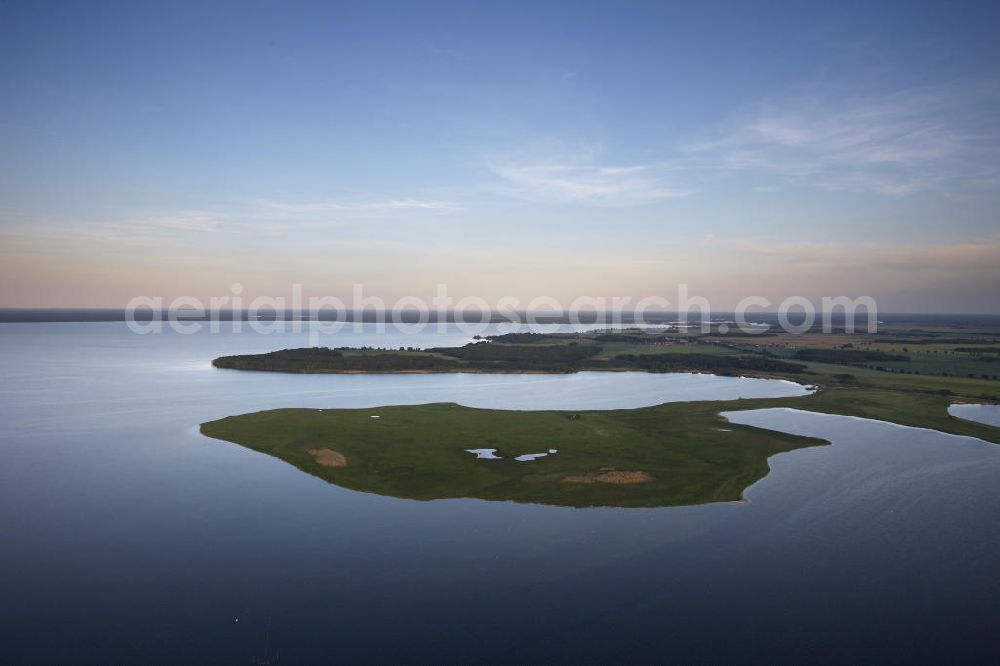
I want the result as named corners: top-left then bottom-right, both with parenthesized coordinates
top-left (466, 448), bottom-right (502, 459)
top-left (515, 451), bottom-right (558, 462)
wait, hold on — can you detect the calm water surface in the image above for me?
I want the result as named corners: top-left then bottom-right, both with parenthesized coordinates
top-left (2, 324), bottom-right (999, 664)
top-left (949, 402), bottom-right (1000, 427)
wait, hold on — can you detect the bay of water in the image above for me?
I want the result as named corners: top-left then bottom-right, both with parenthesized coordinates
top-left (949, 402), bottom-right (1000, 427)
top-left (1, 324), bottom-right (998, 663)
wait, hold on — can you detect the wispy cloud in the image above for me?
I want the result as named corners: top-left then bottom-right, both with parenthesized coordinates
top-left (685, 83), bottom-right (1000, 196)
top-left (740, 239), bottom-right (1000, 272)
top-left (256, 198), bottom-right (456, 214)
top-left (126, 210), bottom-right (229, 232)
top-left (0, 194), bottom-right (459, 252)
top-left (486, 82), bottom-right (1000, 204)
top-left (487, 157), bottom-right (693, 205)
top-left (0, 211), bottom-right (232, 252)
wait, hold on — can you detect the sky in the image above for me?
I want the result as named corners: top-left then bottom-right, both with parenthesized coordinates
top-left (1, 0), bottom-right (999, 312)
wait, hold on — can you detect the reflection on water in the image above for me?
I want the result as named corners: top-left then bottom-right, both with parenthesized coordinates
top-left (2, 324), bottom-right (999, 663)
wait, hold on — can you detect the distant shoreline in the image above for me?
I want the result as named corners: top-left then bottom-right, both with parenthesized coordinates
top-left (2, 308), bottom-right (993, 324)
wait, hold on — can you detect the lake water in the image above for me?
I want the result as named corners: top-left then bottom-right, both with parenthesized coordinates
top-left (2, 323), bottom-right (999, 663)
top-left (949, 402), bottom-right (1000, 427)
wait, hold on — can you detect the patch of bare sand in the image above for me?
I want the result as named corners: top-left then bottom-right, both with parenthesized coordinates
top-left (308, 448), bottom-right (348, 467)
top-left (563, 470), bottom-right (652, 484)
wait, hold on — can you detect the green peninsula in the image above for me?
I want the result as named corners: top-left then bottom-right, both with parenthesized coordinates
top-left (200, 386), bottom-right (1000, 508)
top-left (202, 322), bottom-right (1000, 507)
top-left (200, 400), bottom-right (827, 508)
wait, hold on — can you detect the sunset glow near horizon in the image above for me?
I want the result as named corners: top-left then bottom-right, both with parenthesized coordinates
top-left (2, 1), bottom-right (999, 312)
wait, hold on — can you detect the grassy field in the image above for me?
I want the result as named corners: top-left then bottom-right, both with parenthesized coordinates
top-left (201, 401), bottom-right (828, 508)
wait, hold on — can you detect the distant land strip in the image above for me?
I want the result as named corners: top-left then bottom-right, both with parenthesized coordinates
top-left (4, 308), bottom-right (999, 326)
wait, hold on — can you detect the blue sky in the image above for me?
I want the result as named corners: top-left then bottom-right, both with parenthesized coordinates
top-left (2, 0), bottom-right (999, 311)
